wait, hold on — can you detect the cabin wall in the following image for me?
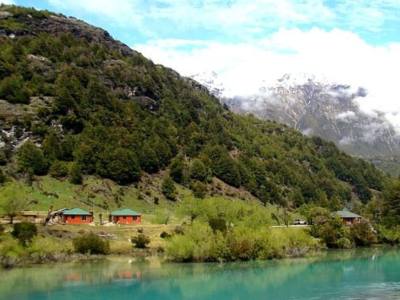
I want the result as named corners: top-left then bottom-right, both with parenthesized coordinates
top-left (63, 215), bottom-right (93, 224)
top-left (113, 216), bottom-right (141, 225)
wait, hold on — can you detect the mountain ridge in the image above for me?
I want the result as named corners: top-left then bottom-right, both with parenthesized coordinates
top-left (192, 72), bottom-right (400, 176)
top-left (0, 5), bottom-right (388, 211)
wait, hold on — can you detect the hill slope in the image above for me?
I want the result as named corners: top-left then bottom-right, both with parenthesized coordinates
top-left (0, 5), bottom-right (387, 210)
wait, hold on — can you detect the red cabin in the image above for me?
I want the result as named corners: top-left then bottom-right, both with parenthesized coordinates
top-left (62, 208), bottom-right (93, 224)
top-left (110, 208), bottom-right (141, 225)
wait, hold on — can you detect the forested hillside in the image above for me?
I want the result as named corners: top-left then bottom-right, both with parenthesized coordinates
top-left (0, 5), bottom-right (388, 210)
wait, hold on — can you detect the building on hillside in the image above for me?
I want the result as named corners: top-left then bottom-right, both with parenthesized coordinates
top-left (110, 208), bottom-right (141, 225)
top-left (62, 208), bottom-right (93, 224)
top-left (334, 208), bottom-right (362, 225)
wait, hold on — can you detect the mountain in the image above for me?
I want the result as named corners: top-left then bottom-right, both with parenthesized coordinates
top-left (0, 5), bottom-right (387, 210)
top-left (192, 72), bottom-right (400, 176)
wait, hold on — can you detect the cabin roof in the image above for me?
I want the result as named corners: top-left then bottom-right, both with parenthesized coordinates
top-left (62, 208), bottom-right (91, 216)
top-left (111, 208), bottom-right (141, 216)
top-left (334, 208), bottom-right (361, 219)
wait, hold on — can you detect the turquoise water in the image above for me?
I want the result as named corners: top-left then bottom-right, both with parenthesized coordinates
top-left (1, 248), bottom-right (400, 300)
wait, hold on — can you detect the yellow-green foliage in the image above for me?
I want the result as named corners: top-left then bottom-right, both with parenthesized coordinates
top-left (0, 234), bottom-right (25, 259)
top-left (166, 220), bottom-right (320, 262)
top-left (28, 236), bottom-right (73, 256)
top-left (177, 197), bottom-right (274, 228)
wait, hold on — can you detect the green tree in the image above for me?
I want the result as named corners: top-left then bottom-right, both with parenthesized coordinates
top-left (140, 143), bottom-right (160, 173)
top-left (17, 141), bottom-right (48, 175)
top-left (169, 156), bottom-right (186, 184)
top-left (350, 220), bottom-right (377, 246)
top-left (69, 162), bottom-right (83, 184)
top-left (97, 148), bottom-right (140, 184)
top-left (0, 74), bottom-right (30, 104)
top-left (206, 146), bottom-right (241, 188)
top-left (189, 158), bottom-right (208, 182)
top-left (1, 184), bottom-right (30, 224)
top-left (49, 160), bottom-right (69, 178)
top-left (73, 232), bottom-right (110, 254)
top-left (42, 132), bottom-right (61, 162)
top-left (131, 234), bottom-right (150, 248)
top-left (384, 180), bottom-right (400, 225)
top-left (12, 222), bottom-right (37, 246)
top-left (162, 175), bottom-right (176, 201)
top-left (190, 180), bottom-right (207, 199)
top-left (0, 169), bottom-right (5, 184)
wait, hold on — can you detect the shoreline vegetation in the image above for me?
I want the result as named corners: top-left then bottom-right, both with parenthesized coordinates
top-left (1, 197), bottom-right (398, 269)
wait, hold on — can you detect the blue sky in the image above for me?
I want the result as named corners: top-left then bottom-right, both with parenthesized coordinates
top-left (2, 0), bottom-right (400, 129)
top-left (8, 0), bottom-right (400, 46)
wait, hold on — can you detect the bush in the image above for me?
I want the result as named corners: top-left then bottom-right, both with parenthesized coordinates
top-left (49, 161), bottom-right (69, 178)
top-left (169, 156), bottom-right (187, 184)
top-left (191, 181), bottom-right (207, 199)
top-left (162, 175), bottom-right (176, 201)
top-left (69, 162), bottom-right (82, 184)
top-left (310, 215), bottom-right (349, 248)
top-left (166, 221), bottom-right (319, 262)
top-left (0, 169), bottom-right (5, 184)
top-left (350, 221), bottom-right (377, 246)
top-left (12, 222), bottom-right (38, 246)
top-left (160, 231), bottom-right (171, 239)
top-left (17, 142), bottom-right (48, 175)
top-left (131, 234), bottom-right (150, 248)
top-left (73, 233), bottom-right (110, 254)
top-left (190, 159), bottom-right (208, 182)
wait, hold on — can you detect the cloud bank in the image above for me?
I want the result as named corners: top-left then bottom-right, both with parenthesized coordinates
top-left (136, 28), bottom-right (400, 130)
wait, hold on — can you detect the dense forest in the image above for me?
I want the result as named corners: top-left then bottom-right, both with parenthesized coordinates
top-left (0, 5), bottom-right (397, 219)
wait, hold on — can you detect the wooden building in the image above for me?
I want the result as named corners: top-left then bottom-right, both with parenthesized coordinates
top-left (334, 208), bottom-right (362, 225)
top-left (62, 208), bottom-right (93, 225)
top-left (110, 208), bottom-right (141, 225)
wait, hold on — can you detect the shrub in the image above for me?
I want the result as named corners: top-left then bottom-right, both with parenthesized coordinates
top-left (17, 142), bottom-right (48, 175)
top-left (160, 231), bottom-right (171, 239)
top-left (191, 181), bottom-right (207, 199)
top-left (0, 169), bottom-right (5, 184)
top-left (169, 156), bottom-right (187, 184)
top-left (49, 161), bottom-right (69, 178)
top-left (208, 217), bottom-right (227, 233)
top-left (350, 221), bottom-right (377, 246)
top-left (69, 162), bottom-right (82, 184)
top-left (190, 159), bottom-right (208, 182)
top-left (12, 222), bottom-right (38, 246)
top-left (73, 233), bottom-right (110, 254)
top-left (336, 237), bottom-right (353, 249)
top-left (162, 175), bottom-right (176, 201)
top-left (131, 234), bottom-right (150, 248)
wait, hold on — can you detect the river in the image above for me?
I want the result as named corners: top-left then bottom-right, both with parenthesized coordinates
top-left (1, 248), bottom-right (399, 299)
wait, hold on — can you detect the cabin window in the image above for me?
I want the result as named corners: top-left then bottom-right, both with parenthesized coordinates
top-left (123, 216), bottom-right (127, 219)
top-left (82, 216), bottom-right (87, 220)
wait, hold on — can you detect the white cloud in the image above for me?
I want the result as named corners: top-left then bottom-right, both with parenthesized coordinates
top-left (135, 28), bottom-right (400, 130)
top-left (0, 0), bottom-right (15, 4)
top-left (44, 0), bottom-right (400, 38)
top-left (336, 111), bottom-right (356, 120)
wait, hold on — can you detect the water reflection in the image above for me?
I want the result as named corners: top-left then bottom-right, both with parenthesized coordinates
top-left (1, 248), bottom-right (399, 300)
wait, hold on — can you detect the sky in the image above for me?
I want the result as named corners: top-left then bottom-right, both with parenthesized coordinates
top-left (2, 0), bottom-right (400, 130)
